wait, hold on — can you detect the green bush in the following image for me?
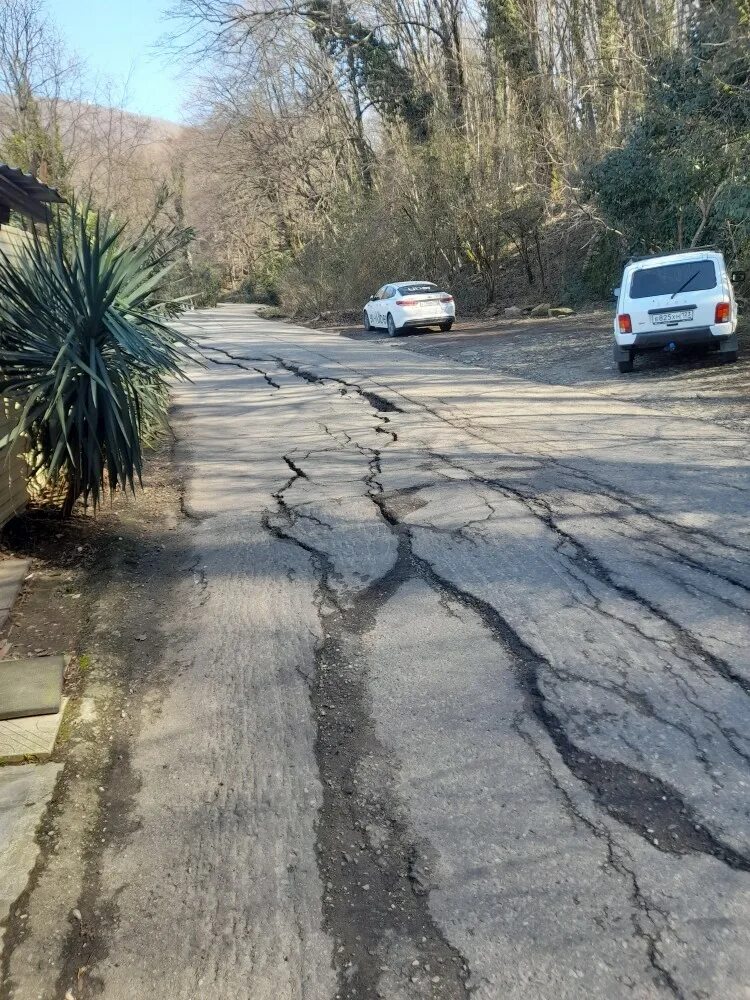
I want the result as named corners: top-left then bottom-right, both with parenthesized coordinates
top-left (579, 229), bottom-right (627, 300)
top-left (588, 0), bottom-right (750, 261)
top-left (186, 263), bottom-right (222, 308)
top-left (0, 206), bottom-right (193, 516)
top-left (237, 272), bottom-right (282, 306)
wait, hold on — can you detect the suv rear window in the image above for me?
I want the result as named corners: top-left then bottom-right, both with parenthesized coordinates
top-left (629, 260), bottom-right (717, 299)
top-left (397, 283), bottom-right (439, 295)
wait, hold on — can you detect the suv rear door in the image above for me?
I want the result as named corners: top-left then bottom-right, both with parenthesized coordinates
top-left (627, 258), bottom-right (719, 333)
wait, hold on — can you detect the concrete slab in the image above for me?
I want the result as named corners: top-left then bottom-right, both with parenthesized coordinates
top-left (0, 558), bottom-right (28, 627)
top-left (0, 698), bottom-right (68, 764)
top-left (0, 656), bottom-right (64, 720)
top-left (0, 762), bottom-right (62, 947)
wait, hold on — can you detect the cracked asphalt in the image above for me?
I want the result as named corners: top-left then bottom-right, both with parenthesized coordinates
top-left (11, 303), bottom-right (749, 1000)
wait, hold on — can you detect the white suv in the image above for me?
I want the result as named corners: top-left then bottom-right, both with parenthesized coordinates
top-left (613, 250), bottom-right (744, 373)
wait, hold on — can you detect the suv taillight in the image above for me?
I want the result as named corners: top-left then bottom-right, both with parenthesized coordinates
top-left (396, 298), bottom-right (416, 306)
top-left (440, 294), bottom-right (454, 303)
top-left (715, 301), bottom-right (730, 324)
top-left (618, 314), bottom-right (632, 334)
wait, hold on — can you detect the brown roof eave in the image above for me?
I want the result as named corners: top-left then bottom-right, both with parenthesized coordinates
top-left (0, 164), bottom-right (66, 223)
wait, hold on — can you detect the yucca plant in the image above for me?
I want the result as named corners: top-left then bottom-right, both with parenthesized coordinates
top-left (0, 205), bottom-right (194, 516)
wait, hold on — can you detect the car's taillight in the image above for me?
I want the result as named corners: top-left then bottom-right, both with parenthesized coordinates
top-left (715, 301), bottom-right (731, 323)
top-left (440, 294), bottom-right (454, 303)
top-left (396, 298), bottom-right (416, 306)
top-left (618, 314), bottom-right (632, 334)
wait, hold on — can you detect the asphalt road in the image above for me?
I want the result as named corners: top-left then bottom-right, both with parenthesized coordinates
top-left (12, 304), bottom-right (749, 1000)
top-left (338, 308), bottom-right (750, 433)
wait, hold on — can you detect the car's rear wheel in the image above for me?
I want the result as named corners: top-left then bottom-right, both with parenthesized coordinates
top-left (721, 350), bottom-right (738, 364)
top-left (617, 358), bottom-right (634, 373)
top-left (387, 313), bottom-right (398, 338)
top-left (439, 321), bottom-right (453, 332)
top-left (363, 310), bottom-right (372, 332)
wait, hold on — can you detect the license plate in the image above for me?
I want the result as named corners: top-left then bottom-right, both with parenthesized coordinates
top-left (653, 310), bottom-right (693, 324)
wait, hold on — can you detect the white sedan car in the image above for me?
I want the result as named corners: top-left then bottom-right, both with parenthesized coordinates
top-left (363, 281), bottom-right (455, 337)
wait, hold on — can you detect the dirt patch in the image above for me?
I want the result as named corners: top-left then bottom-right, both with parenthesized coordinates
top-left (0, 442), bottom-right (189, 1000)
top-left (1, 513), bottom-right (91, 674)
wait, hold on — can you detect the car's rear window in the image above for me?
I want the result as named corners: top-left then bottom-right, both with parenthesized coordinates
top-left (629, 260), bottom-right (717, 299)
top-left (397, 283), bottom-right (439, 295)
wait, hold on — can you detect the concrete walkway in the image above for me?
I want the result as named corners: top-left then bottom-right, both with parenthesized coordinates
top-left (0, 558), bottom-right (27, 631)
top-left (0, 764), bottom-right (62, 951)
top-left (0, 560), bottom-right (62, 955)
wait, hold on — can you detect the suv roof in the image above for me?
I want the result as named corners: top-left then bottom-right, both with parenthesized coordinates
top-left (626, 248), bottom-right (724, 268)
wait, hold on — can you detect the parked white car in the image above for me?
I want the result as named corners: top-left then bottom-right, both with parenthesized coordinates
top-left (363, 281), bottom-right (455, 337)
top-left (613, 250), bottom-right (744, 373)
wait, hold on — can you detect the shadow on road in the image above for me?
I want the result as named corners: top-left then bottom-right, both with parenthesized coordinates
top-left (332, 311), bottom-right (750, 431)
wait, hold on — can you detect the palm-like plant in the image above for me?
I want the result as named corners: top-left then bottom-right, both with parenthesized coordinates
top-left (0, 206), bottom-right (194, 516)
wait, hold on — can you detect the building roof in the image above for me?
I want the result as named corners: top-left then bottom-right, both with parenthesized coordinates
top-left (0, 164), bottom-right (65, 222)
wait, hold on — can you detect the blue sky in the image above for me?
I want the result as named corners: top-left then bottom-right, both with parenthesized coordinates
top-left (48, 0), bottom-right (187, 122)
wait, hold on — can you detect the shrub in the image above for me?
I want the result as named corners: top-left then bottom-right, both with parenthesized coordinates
top-left (237, 272), bottom-right (282, 305)
top-left (187, 262), bottom-right (222, 308)
top-left (579, 229), bottom-right (627, 300)
top-left (588, 1), bottom-right (750, 259)
top-left (0, 206), bottom-right (193, 516)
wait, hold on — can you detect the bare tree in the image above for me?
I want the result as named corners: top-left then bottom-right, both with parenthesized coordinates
top-left (0, 0), bottom-right (85, 183)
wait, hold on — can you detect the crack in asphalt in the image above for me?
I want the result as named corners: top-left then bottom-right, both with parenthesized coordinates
top-left (270, 356), bottom-right (404, 415)
top-left (282, 455), bottom-right (309, 482)
top-left (636, 552), bottom-right (750, 618)
top-left (643, 533), bottom-right (750, 599)
top-left (199, 344), bottom-right (282, 388)
top-left (371, 488), bottom-right (750, 873)
top-left (263, 495), bottom-right (472, 1000)
top-left (302, 361), bottom-right (750, 610)
top-left (539, 659), bottom-right (719, 782)
top-left (435, 453), bottom-right (750, 700)
top-left (558, 463), bottom-right (750, 561)
top-left (271, 352), bottom-right (750, 877)
top-left (337, 371), bottom-right (750, 581)
top-left (256, 374), bottom-right (475, 997)
top-left (445, 482), bottom-right (750, 774)
top-left (513, 718), bottom-right (688, 999)
top-left (396, 446), bottom-right (750, 780)
top-left (180, 328), bottom-right (750, 994)
top-left (255, 368), bottom-right (281, 389)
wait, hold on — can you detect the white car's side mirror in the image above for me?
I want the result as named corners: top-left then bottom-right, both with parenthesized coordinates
top-left (612, 287), bottom-right (621, 301)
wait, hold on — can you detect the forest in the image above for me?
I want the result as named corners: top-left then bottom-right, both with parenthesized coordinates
top-left (0, 0), bottom-right (748, 314)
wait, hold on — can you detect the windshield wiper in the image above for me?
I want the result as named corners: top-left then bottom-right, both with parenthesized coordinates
top-left (670, 270), bottom-right (699, 299)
